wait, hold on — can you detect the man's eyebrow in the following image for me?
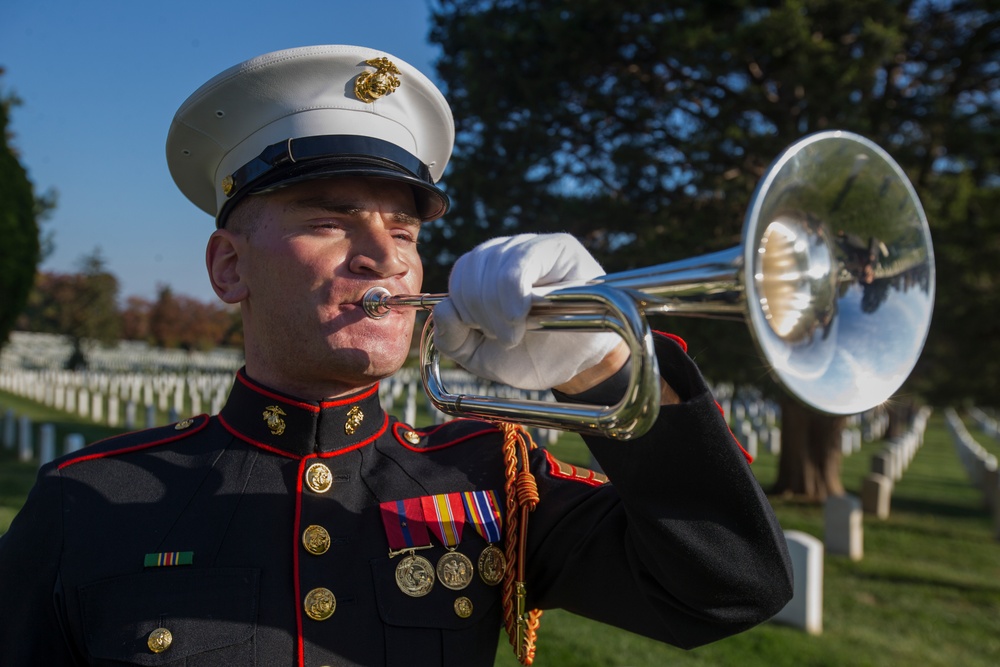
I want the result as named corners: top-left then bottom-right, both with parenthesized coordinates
top-left (287, 197), bottom-right (422, 226)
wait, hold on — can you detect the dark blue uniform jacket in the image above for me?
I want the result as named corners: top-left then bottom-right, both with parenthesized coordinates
top-left (0, 334), bottom-right (792, 665)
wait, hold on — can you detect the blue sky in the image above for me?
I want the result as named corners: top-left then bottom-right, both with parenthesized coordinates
top-left (1, 0), bottom-right (443, 303)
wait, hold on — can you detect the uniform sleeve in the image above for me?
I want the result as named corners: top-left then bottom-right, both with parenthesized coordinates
top-left (526, 333), bottom-right (793, 649)
top-left (0, 463), bottom-right (80, 664)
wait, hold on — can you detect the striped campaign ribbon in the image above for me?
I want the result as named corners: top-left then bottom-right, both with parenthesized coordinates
top-left (421, 493), bottom-right (466, 548)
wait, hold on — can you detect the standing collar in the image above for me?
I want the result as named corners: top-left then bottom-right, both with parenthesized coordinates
top-left (219, 368), bottom-right (388, 457)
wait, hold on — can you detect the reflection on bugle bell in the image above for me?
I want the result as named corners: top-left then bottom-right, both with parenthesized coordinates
top-left (362, 131), bottom-right (935, 440)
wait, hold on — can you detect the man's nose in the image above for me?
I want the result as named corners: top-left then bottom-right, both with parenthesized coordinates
top-left (348, 228), bottom-right (409, 278)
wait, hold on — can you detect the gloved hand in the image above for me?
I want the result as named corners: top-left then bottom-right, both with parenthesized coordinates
top-left (433, 233), bottom-right (621, 390)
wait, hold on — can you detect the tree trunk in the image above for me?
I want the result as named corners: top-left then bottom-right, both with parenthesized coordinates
top-left (884, 401), bottom-right (915, 440)
top-left (772, 396), bottom-right (846, 502)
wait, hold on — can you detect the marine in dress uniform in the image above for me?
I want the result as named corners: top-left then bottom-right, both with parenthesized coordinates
top-left (0, 45), bottom-right (793, 666)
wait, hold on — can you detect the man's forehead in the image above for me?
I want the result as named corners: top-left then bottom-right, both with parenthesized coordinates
top-left (275, 178), bottom-right (422, 220)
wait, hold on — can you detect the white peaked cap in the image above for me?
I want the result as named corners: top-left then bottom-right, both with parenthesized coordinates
top-left (166, 45), bottom-right (455, 226)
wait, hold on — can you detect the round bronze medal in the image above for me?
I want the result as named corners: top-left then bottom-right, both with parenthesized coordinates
top-left (436, 551), bottom-right (474, 591)
top-left (395, 553), bottom-right (435, 597)
top-left (477, 545), bottom-right (506, 586)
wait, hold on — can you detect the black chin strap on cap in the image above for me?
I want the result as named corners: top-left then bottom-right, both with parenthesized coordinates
top-left (216, 135), bottom-right (450, 228)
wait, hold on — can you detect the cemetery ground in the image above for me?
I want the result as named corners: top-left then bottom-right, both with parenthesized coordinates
top-left (1, 390), bottom-right (998, 666)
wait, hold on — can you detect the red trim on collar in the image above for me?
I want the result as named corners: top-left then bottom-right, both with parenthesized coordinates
top-left (653, 330), bottom-right (688, 353)
top-left (392, 419), bottom-right (500, 452)
top-left (319, 383), bottom-right (379, 408)
top-left (236, 371), bottom-right (320, 412)
top-left (218, 413), bottom-right (301, 460)
top-left (236, 370), bottom-right (380, 412)
top-left (219, 411), bottom-right (389, 459)
top-left (56, 415), bottom-right (210, 470)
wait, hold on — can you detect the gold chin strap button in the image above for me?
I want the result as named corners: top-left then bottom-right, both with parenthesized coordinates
top-left (302, 525), bottom-right (331, 555)
top-left (304, 587), bottom-right (337, 621)
top-left (305, 463), bottom-right (333, 493)
top-left (147, 627), bottom-right (173, 653)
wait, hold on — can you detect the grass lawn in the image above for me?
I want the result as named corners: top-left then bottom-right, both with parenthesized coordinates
top-left (2, 390), bottom-right (998, 665)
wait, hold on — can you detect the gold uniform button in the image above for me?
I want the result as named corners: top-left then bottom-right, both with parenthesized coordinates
top-left (174, 419), bottom-right (193, 430)
top-left (403, 430), bottom-right (421, 445)
top-left (147, 627), bottom-right (173, 653)
top-left (304, 587), bottom-right (337, 621)
top-left (454, 596), bottom-right (473, 618)
top-left (302, 524), bottom-right (331, 555)
top-left (305, 463), bottom-right (333, 493)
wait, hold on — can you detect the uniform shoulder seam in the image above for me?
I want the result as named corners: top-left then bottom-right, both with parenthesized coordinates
top-left (391, 418), bottom-right (499, 452)
top-left (57, 414), bottom-right (212, 470)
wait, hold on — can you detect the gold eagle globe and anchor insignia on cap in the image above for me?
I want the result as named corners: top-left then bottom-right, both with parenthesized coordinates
top-left (262, 405), bottom-right (287, 436)
top-left (354, 57), bottom-right (401, 103)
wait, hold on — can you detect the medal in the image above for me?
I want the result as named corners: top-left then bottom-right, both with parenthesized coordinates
top-left (395, 552), bottom-right (435, 597)
top-left (380, 498), bottom-right (436, 596)
top-left (477, 544), bottom-right (506, 586)
top-left (423, 493), bottom-right (475, 590)
top-left (462, 490), bottom-right (506, 586)
top-left (436, 550), bottom-right (475, 590)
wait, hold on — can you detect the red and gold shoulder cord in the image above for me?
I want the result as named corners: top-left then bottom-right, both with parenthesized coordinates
top-left (498, 422), bottom-right (543, 665)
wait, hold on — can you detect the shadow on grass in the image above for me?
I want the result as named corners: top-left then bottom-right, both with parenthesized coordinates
top-left (850, 569), bottom-right (1000, 596)
top-left (889, 493), bottom-right (989, 520)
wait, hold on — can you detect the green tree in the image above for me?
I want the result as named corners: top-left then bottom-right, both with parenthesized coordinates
top-left (0, 73), bottom-right (43, 347)
top-left (429, 0), bottom-right (1000, 500)
top-left (17, 249), bottom-right (121, 369)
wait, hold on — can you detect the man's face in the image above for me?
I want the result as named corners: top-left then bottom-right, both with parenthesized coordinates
top-left (221, 176), bottom-right (424, 398)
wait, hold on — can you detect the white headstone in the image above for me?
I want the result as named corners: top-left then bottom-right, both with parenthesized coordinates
top-left (78, 388), bottom-right (90, 418)
top-left (91, 392), bottom-right (104, 423)
top-left (64, 433), bottom-right (86, 454)
top-left (824, 494), bottom-right (863, 561)
top-left (862, 473), bottom-right (892, 520)
top-left (2, 409), bottom-right (14, 449)
top-left (108, 394), bottom-right (120, 427)
top-left (18, 415), bottom-right (33, 462)
top-left (39, 423), bottom-right (56, 467)
top-left (772, 530), bottom-right (823, 635)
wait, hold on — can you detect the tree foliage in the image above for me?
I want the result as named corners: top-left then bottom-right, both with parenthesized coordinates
top-left (146, 285), bottom-right (243, 351)
top-left (0, 73), bottom-right (42, 348)
top-left (428, 0), bottom-right (1000, 407)
top-left (17, 250), bottom-right (121, 369)
top-left (428, 1), bottom-right (999, 501)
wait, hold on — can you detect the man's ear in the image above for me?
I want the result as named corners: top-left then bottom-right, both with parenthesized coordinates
top-left (206, 229), bottom-right (249, 304)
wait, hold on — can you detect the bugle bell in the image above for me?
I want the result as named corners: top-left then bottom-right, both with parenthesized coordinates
top-left (363, 131), bottom-right (935, 440)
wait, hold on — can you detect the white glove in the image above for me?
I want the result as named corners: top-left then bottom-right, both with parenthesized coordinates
top-left (433, 233), bottom-right (621, 390)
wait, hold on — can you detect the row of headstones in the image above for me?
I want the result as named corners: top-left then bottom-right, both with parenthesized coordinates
top-left (0, 368), bottom-right (233, 429)
top-left (965, 406), bottom-right (1000, 443)
top-left (0, 331), bottom-right (244, 373)
top-left (771, 407), bottom-right (933, 636)
top-left (944, 408), bottom-right (1000, 528)
top-left (0, 362), bottom-right (569, 447)
top-left (1, 409), bottom-right (86, 467)
top-left (860, 406), bottom-right (932, 521)
top-left (723, 394), bottom-right (882, 461)
top-left (380, 369), bottom-right (562, 446)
